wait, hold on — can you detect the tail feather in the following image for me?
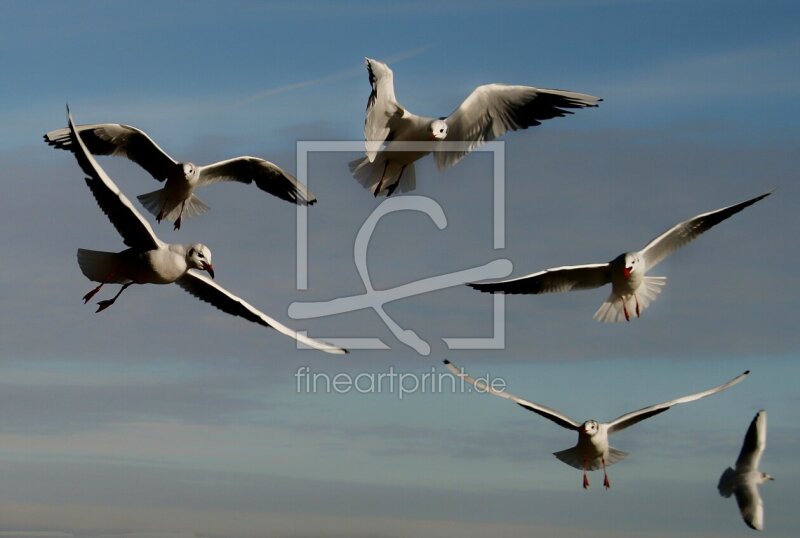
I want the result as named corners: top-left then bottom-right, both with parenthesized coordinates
top-left (137, 189), bottom-right (209, 222)
top-left (77, 249), bottom-right (129, 283)
top-left (178, 194), bottom-right (210, 220)
top-left (349, 155), bottom-right (414, 197)
top-left (717, 467), bottom-right (736, 497)
top-left (553, 446), bottom-right (629, 471)
top-left (137, 188), bottom-right (168, 218)
top-left (593, 276), bottom-right (667, 323)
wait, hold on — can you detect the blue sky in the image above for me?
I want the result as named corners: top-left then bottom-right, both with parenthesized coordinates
top-left (1, 1), bottom-right (798, 536)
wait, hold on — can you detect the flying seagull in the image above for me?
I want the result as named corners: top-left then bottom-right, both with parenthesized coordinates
top-left (444, 359), bottom-right (748, 489)
top-left (350, 57), bottom-right (601, 197)
top-left (468, 192), bottom-right (771, 322)
top-left (718, 410), bottom-right (773, 530)
top-left (62, 109), bottom-right (346, 355)
top-left (45, 122), bottom-right (315, 229)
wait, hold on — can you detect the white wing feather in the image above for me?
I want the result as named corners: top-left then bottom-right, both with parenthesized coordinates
top-left (197, 156), bottom-right (316, 206)
top-left (363, 58), bottom-right (403, 161)
top-left (45, 122), bottom-right (178, 182)
top-left (736, 410), bottom-right (767, 472)
top-left (66, 110), bottom-right (162, 251)
top-left (443, 360), bottom-right (580, 431)
top-left (607, 371), bottom-right (749, 433)
top-left (176, 271), bottom-right (347, 355)
top-left (468, 263), bottom-right (610, 295)
top-left (437, 84), bottom-right (600, 169)
top-left (641, 192), bottom-right (771, 270)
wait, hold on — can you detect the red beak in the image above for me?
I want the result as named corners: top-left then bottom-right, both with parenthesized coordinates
top-left (623, 267), bottom-right (632, 279)
top-left (203, 263), bottom-right (215, 279)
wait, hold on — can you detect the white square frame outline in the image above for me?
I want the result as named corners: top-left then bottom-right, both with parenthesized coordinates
top-left (294, 140), bottom-right (506, 352)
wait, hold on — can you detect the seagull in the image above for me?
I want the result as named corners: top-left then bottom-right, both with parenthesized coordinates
top-left (718, 410), bottom-right (773, 530)
top-left (350, 57), bottom-right (601, 197)
top-left (45, 122), bottom-right (316, 229)
top-left (62, 109), bottom-right (346, 355)
top-left (468, 192), bottom-right (771, 322)
top-left (444, 359), bottom-right (748, 489)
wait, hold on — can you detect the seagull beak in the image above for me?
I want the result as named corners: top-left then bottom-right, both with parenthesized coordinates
top-left (203, 263), bottom-right (215, 279)
top-left (623, 267), bottom-right (632, 279)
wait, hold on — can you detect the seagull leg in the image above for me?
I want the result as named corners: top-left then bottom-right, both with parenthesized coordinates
top-left (83, 284), bottom-right (104, 304)
top-left (95, 282), bottom-right (132, 313)
top-left (583, 460), bottom-right (590, 489)
top-left (174, 201), bottom-right (186, 230)
top-left (373, 162), bottom-right (390, 196)
top-left (635, 295), bottom-right (641, 318)
top-left (83, 271), bottom-right (117, 304)
top-left (385, 181), bottom-right (400, 197)
top-left (622, 299), bottom-right (631, 322)
top-left (602, 457), bottom-right (610, 489)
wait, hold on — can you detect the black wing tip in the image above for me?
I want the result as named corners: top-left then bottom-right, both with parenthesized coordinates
top-left (466, 282), bottom-right (495, 293)
top-left (743, 370), bottom-right (751, 375)
top-left (443, 359), bottom-right (451, 365)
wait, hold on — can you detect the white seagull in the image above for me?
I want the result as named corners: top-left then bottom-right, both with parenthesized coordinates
top-left (718, 410), bottom-right (773, 531)
top-left (62, 109), bottom-right (346, 355)
top-left (45, 122), bottom-right (315, 229)
top-left (468, 192), bottom-right (771, 322)
top-left (444, 359), bottom-right (748, 489)
top-left (350, 57), bottom-right (601, 197)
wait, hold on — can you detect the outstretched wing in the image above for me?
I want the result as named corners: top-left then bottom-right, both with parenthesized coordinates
top-left (734, 483), bottom-right (765, 531)
top-left (175, 271), bottom-right (347, 355)
top-left (65, 110), bottom-right (161, 251)
top-left (607, 371), bottom-right (749, 433)
top-left (468, 263), bottom-right (611, 295)
top-left (363, 57), bottom-right (405, 161)
top-left (641, 192), bottom-right (771, 270)
top-left (436, 84), bottom-right (601, 169)
top-left (197, 156), bottom-right (316, 206)
top-left (44, 122), bottom-right (178, 181)
top-left (443, 360), bottom-right (580, 431)
top-left (736, 410), bottom-right (767, 472)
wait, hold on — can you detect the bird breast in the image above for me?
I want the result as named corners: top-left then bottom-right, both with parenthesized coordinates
top-left (610, 255), bottom-right (645, 295)
top-left (140, 247), bottom-right (188, 284)
top-left (577, 426), bottom-right (609, 458)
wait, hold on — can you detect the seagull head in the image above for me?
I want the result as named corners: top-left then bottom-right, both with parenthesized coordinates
top-left (761, 472), bottom-right (775, 483)
top-left (582, 420), bottom-right (600, 436)
top-left (187, 243), bottom-right (214, 279)
top-left (430, 119), bottom-right (448, 141)
top-left (181, 162), bottom-right (198, 181)
top-left (622, 253), bottom-right (640, 279)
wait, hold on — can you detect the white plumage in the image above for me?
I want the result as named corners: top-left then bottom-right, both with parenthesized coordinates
top-left (45, 122), bottom-right (316, 229)
top-left (351, 57), bottom-right (601, 196)
top-left (61, 109), bottom-right (346, 355)
top-left (718, 410), bottom-right (773, 530)
top-left (445, 360), bottom-right (748, 489)
top-left (469, 192), bottom-right (771, 322)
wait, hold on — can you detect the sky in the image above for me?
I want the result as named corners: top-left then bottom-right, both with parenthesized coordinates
top-left (1, 0), bottom-right (798, 536)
